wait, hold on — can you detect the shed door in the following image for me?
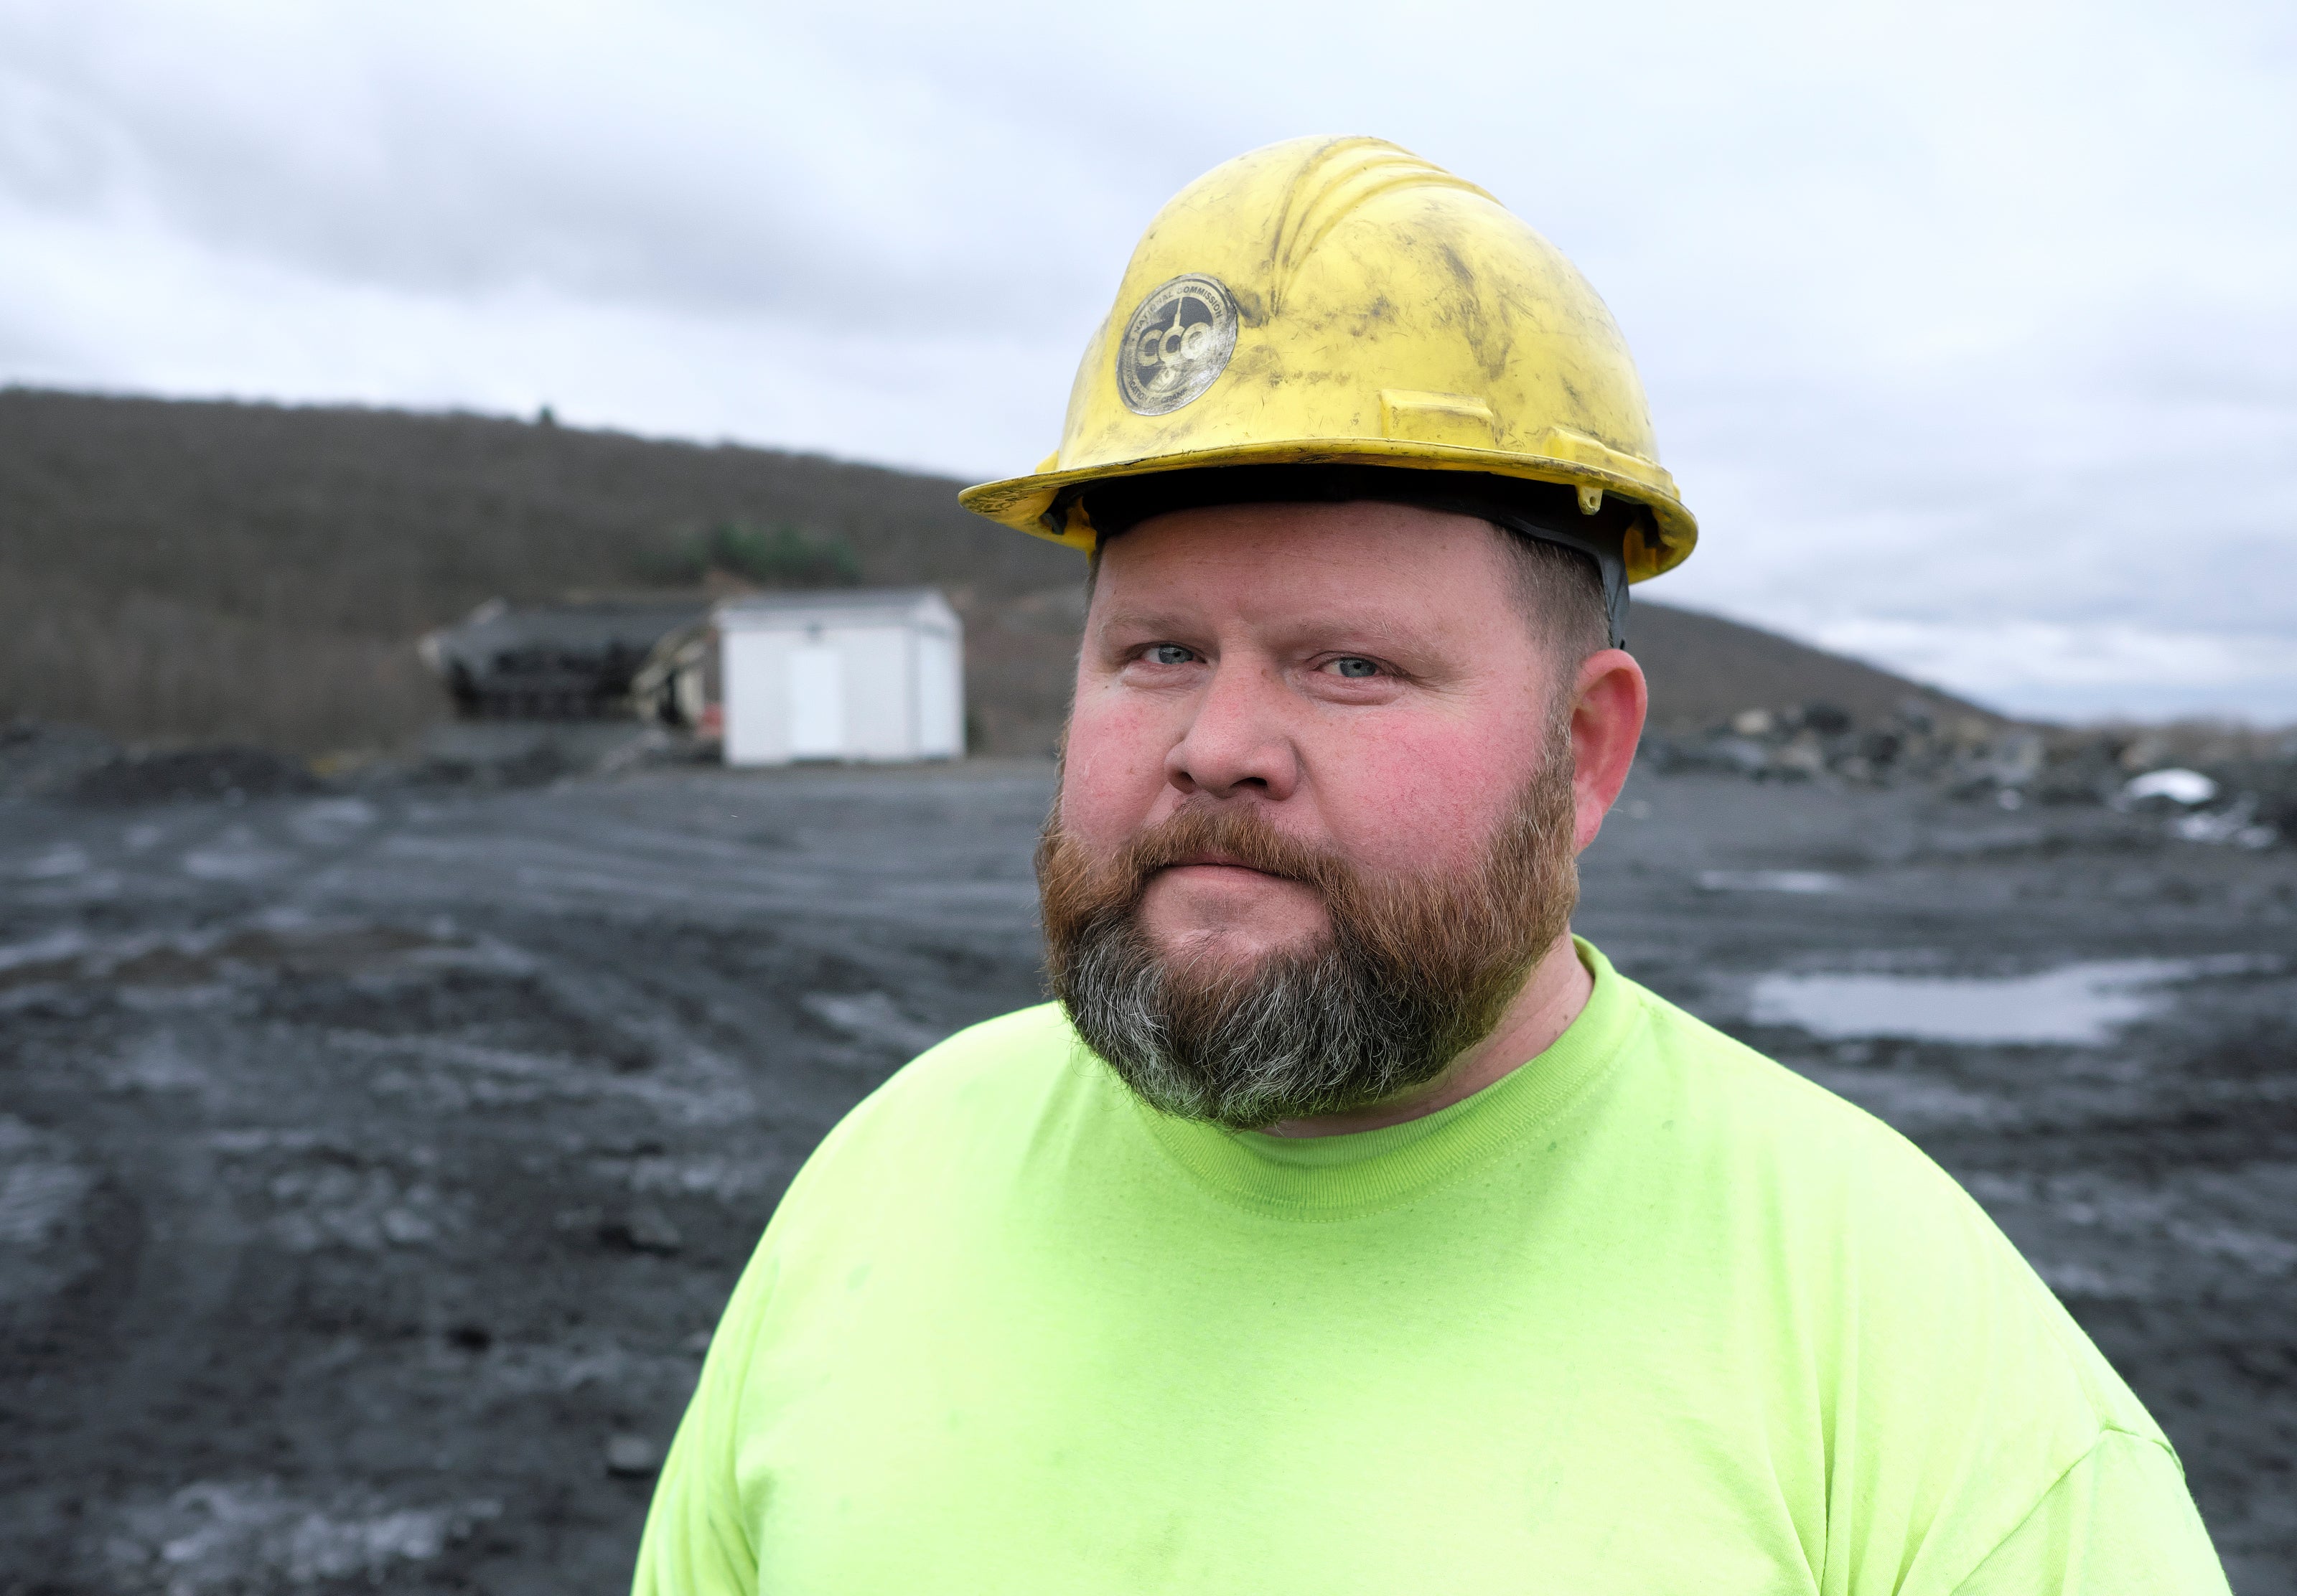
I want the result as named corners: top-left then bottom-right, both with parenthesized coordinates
top-left (787, 639), bottom-right (844, 759)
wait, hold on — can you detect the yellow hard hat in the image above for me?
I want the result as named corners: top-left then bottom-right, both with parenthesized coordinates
top-left (958, 135), bottom-right (1695, 588)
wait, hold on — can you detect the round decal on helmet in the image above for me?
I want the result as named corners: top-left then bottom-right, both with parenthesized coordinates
top-left (1116, 273), bottom-right (1238, 417)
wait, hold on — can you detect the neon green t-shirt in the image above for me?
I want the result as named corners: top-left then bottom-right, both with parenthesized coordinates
top-left (635, 941), bottom-right (2227, 1594)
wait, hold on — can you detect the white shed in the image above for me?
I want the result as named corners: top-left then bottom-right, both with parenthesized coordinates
top-left (718, 588), bottom-right (964, 766)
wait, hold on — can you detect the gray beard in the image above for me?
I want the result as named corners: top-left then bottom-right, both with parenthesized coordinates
top-left (1057, 916), bottom-right (1503, 1130)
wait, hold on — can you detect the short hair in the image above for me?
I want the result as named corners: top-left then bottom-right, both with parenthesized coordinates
top-left (1493, 526), bottom-right (1611, 669)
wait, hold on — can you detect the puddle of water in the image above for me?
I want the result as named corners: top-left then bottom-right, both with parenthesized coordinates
top-left (1697, 869), bottom-right (1844, 895)
top-left (1749, 956), bottom-right (2270, 1045)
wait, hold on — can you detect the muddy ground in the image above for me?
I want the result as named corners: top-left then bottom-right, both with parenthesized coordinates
top-left (1, 759), bottom-right (2291, 1593)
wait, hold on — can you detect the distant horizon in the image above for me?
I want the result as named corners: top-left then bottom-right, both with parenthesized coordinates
top-left (13, 378), bottom-right (2294, 733)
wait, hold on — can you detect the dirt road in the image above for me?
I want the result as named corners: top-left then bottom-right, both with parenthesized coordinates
top-left (3, 762), bottom-right (2291, 1592)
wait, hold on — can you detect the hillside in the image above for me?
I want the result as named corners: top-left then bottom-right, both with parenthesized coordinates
top-left (1627, 602), bottom-right (1988, 733)
top-left (0, 388), bottom-right (1986, 755)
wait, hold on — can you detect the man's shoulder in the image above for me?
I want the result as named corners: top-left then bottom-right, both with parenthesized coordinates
top-left (1597, 965), bottom-right (2021, 1272)
top-left (886, 1000), bottom-right (1080, 1103)
top-left (1611, 969), bottom-right (1952, 1185)
top-left (1600, 964), bottom-right (2166, 1445)
top-left (1614, 972), bottom-right (2033, 1256)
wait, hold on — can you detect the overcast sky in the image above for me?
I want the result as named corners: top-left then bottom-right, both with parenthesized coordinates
top-left (4, 0), bottom-right (2293, 720)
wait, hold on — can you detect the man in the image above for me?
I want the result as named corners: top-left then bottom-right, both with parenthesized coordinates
top-left (636, 137), bottom-right (2227, 1592)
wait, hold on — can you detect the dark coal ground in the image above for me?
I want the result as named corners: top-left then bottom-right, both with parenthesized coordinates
top-left (2, 759), bottom-right (2293, 1593)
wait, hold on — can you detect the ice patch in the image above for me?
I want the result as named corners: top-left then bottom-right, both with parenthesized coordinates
top-left (181, 827), bottom-right (294, 881)
top-left (0, 1118), bottom-right (94, 1247)
top-left (263, 1163), bottom-right (457, 1254)
top-left (1959, 1167), bottom-right (2297, 1296)
top-left (1749, 955), bottom-right (2275, 1045)
top-left (1697, 869), bottom-right (1844, 894)
top-left (600, 1153), bottom-right (771, 1201)
top-left (0, 928), bottom-right (92, 972)
top-left (108, 1033), bottom-right (209, 1094)
top-left (0, 1116), bottom-right (97, 1305)
top-left (288, 797), bottom-right (379, 845)
top-left (17, 842), bottom-right (90, 878)
top-left (107, 1479), bottom-right (498, 1594)
top-left (802, 990), bottom-right (949, 1053)
top-left (2166, 1220), bottom-right (2297, 1276)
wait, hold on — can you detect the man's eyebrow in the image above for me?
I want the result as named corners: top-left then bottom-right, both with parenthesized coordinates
top-left (1089, 606), bottom-right (1199, 637)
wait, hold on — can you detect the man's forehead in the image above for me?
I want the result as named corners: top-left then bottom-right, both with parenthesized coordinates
top-left (1093, 499), bottom-right (1504, 587)
top-left (1087, 504), bottom-right (1520, 639)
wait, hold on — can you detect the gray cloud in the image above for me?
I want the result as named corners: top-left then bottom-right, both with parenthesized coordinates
top-left (0, 4), bottom-right (1136, 329)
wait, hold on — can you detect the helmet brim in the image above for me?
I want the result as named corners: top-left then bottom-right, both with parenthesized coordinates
top-left (960, 436), bottom-right (1697, 581)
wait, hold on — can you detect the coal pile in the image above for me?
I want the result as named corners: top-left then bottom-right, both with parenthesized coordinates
top-left (0, 721), bottom-right (329, 807)
top-left (0, 720), bottom-right (125, 799)
top-left (67, 746), bottom-right (327, 807)
top-left (1, 757), bottom-right (2291, 1592)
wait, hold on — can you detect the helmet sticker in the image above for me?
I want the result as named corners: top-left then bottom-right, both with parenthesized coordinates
top-left (1116, 273), bottom-right (1238, 416)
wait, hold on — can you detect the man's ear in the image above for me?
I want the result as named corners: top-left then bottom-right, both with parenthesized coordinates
top-left (1566, 649), bottom-right (1647, 853)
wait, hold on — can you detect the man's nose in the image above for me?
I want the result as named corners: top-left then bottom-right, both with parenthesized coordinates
top-left (1164, 662), bottom-right (1300, 800)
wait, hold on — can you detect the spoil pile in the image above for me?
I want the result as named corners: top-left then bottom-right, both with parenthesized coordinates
top-left (70, 746), bottom-right (326, 807)
top-left (0, 719), bottom-right (123, 799)
top-left (1644, 703), bottom-right (2297, 848)
top-left (4, 720), bottom-right (330, 806)
top-left (0, 718), bottom-right (711, 806)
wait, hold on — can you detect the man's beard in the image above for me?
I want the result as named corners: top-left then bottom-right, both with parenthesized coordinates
top-left (1035, 730), bottom-right (1581, 1130)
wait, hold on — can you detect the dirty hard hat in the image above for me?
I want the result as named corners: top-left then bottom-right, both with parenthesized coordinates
top-left (958, 134), bottom-right (1697, 637)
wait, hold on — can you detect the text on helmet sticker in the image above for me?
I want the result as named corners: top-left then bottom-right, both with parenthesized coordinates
top-left (1117, 274), bottom-right (1238, 417)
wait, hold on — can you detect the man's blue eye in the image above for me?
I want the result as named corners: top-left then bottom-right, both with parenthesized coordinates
top-left (1148, 644), bottom-right (1193, 665)
top-left (1332, 657), bottom-right (1380, 679)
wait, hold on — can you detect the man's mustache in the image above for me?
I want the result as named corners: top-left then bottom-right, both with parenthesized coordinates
top-left (1109, 805), bottom-right (1353, 901)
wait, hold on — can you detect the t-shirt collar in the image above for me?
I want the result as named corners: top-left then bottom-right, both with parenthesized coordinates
top-left (1113, 937), bottom-right (1640, 1219)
